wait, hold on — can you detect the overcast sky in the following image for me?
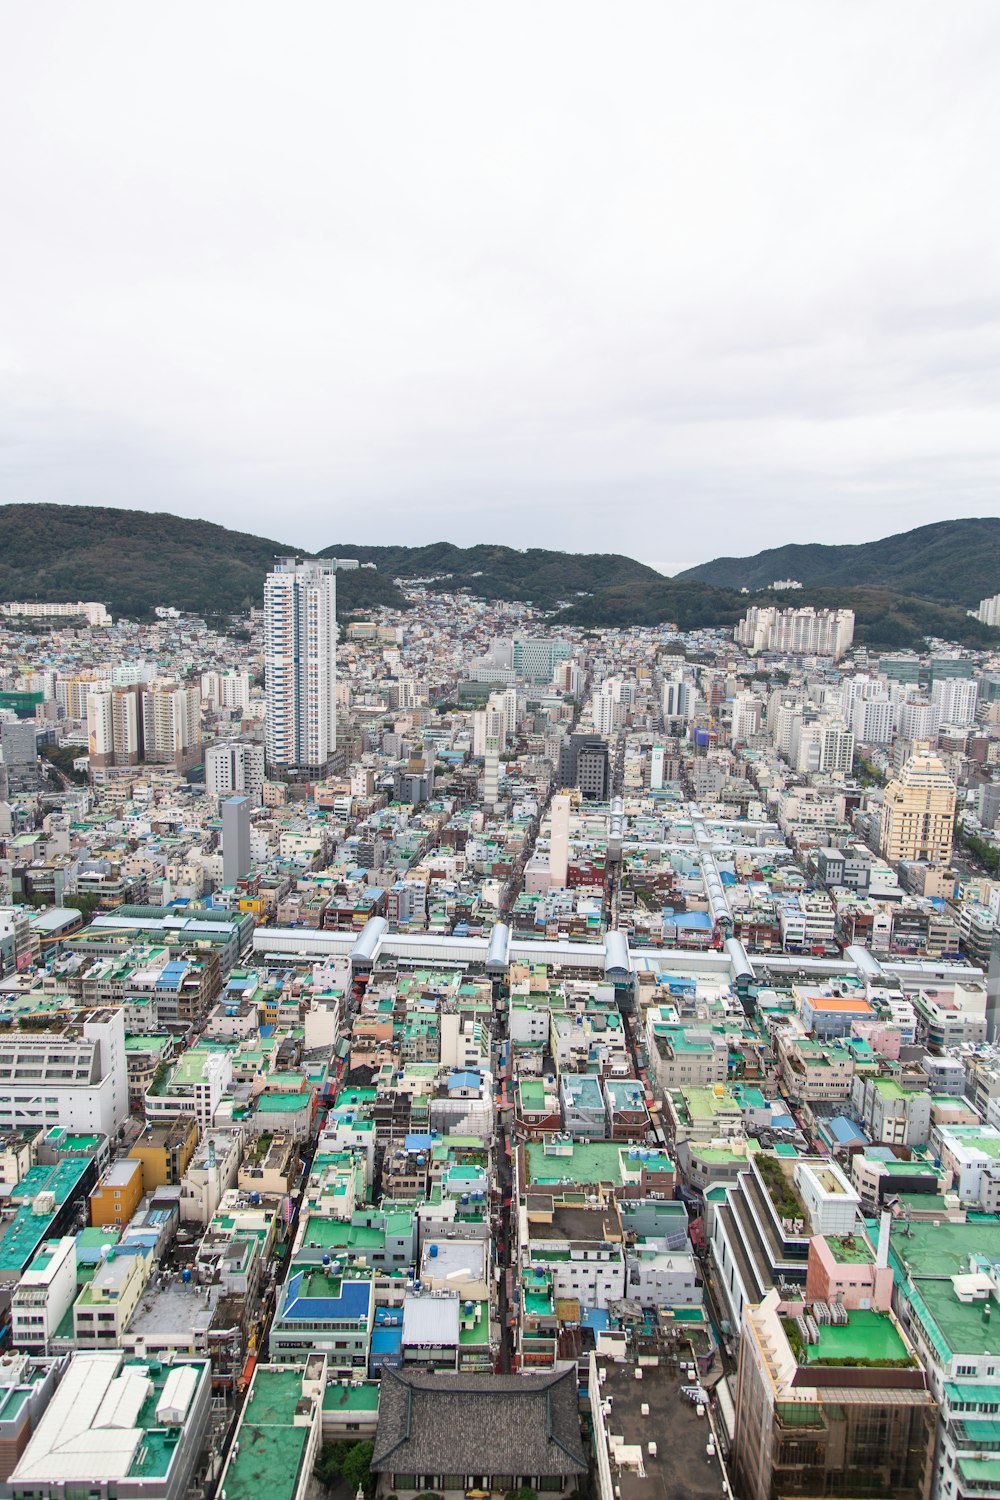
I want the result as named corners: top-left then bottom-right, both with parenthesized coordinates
top-left (2, 3), bottom-right (999, 573)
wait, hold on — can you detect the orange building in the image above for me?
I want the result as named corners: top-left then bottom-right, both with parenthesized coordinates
top-left (89, 1157), bottom-right (144, 1227)
top-left (129, 1118), bottom-right (199, 1187)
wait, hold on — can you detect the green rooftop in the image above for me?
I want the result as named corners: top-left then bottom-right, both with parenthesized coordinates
top-left (224, 1369), bottom-right (311, 1500)
top-left (322, 1381), bottom-right (379, 1412)
top-left (459, 1301), bottom-right (490, 1345)
top-left (802, 1310), bottom-right (910, 1367)
top-left (524, 1140), bottom-right (672, 1187)
top-left (915, 1279), bottom-right (1000, 1359)
top-left (0, 1159), bottom-right (92, 1274)
top-left (256, 1091), bottom-right (311, 1112)
top-left (826, 1233), bottom-right (874, 1266)
top-left (889, 1219), bottom-right (1000, 1279)
top-left (125, 1034), bottom-right (174, 1053)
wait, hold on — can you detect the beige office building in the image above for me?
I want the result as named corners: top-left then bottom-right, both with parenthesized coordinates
top-left (879, 744), bottom-right (956, 867)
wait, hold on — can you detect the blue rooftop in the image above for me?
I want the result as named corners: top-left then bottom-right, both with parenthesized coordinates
top-left (280, 1271), bottom-right (372, 1322)
top-left (370, 1326), bottom-right (403, 1355)
top-left (662, 911), bottom-right (713, 930)
top-left (823, 1115), bottom-right (868, 1146)
top-left (156, 960), bottom-right (188, 986)
top-left (581, 1307), bottom-right (609, 1331)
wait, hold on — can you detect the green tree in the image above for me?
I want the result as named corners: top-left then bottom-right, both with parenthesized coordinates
top-left (63, 892), bottom-right (102, 917)
top-left (315, 1441), bottom-right (351, 1490)
top-left (341, 1440), bottom-right (375, 1499)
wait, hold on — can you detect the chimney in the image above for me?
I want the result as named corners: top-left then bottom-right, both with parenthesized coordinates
top-left (876, 1209), bottom-right (891, 1269)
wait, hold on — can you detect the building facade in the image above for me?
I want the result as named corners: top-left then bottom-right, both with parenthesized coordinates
top-left (264, 558), bottom-right (346, 774)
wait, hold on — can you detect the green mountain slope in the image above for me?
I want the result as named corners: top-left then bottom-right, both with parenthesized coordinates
top-left (317, 542), bottom-right (661, 608)
top-left (1, 504), bottom-right (995, 652)
top-left (555, 579), bottom-right (1000, 652)
top-left (0, 504), bottom-right (405, 619)
top-left (678, 518), bottom-right (1000, 606)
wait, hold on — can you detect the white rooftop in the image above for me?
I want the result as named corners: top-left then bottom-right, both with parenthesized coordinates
top-left (402, 1290), bottom-right (461, 1347)
top-left (13, 1353), bottom-right (149, 1482)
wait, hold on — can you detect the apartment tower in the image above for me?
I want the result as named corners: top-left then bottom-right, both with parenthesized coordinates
top-left (878, 744), bottom-right (957, 867)
top-left (264, 558), bottom-right (345, 775)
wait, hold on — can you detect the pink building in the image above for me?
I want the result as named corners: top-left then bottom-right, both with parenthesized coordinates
top-left (804, 1227), bottom-right (894, 1312)
top-left (851, 1019), bottom-right (902, 1060)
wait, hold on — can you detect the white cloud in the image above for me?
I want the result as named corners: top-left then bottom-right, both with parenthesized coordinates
top-left (1, 1), bottom-right (999, 565)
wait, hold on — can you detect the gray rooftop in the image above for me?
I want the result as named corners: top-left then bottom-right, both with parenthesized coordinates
top-left (372, 1365), bottom-right (587, 1477)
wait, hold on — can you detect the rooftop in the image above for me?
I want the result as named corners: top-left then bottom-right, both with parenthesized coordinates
top-left (889, 1218), bottom-right (1000, 1278)
top-left (371, 1366), bottom-right (586, 1478)
top-left (597, 1357), bottom-right (727, 1500)
top-left (826, 1233), bottom-right (873, 1266)
top-left (798, 1309), bottom-right (911, 1366)
top-left (222, 1368), bottom-right (312, 1500)
top-left (11, 1352), bottom-right (206, 1484)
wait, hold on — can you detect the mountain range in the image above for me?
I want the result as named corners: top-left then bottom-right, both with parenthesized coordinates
top-left (0, 503), bottom-right (996, 653)
top-left (677, 518), bottom-right (1000, 606)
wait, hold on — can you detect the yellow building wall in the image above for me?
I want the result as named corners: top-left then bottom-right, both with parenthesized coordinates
top-left (89, 1159), bottom-right (144, 1227)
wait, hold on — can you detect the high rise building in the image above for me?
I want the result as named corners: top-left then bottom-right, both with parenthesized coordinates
top-left (264, 558), bottom-right (350, 774)
top-left (591, 686), bottom-right (621, 737)
top-left (731, 691), bottom-right (762, 743)
top-left (200, 670), bottom-right (252, 713)
top-left (792, 715), bottom-right (855, 774)
top-left (142, 682), bottom-right (202, 768)
top-left (733, 1288), bottom-right (934, 1500)
top-left (221, 796), bottom-right (252, 888)
top-left (87, 681), bottom-right (201, 770)
top-left (735, 605), bottom-right (855, 659)
top-left (87, 685), bottom-right (143, 768)
top-left (879, 745), bottom-right (957, 867)
top-left (56, 674), bottom-right (101, 720)
top-left (558, 735), bottom-right (610, 800)
top-left (549, 793), bottom-right (571, 888)
top-left (205, 739), bottom-right (265, 804)
top-left (662, 675), bottom-right (694, 724)
top-left (850, 694), bottom-right (896, 745)
top-left (511, 635), bottom-right (571, 684)
top-left (931, 677), bottom-right (979, 729)
top-left (554, 659), bottom-right (585, 698)
top-left (483, 753), bottom-right (500, 806)
top-left (976, 592), bottom-right (1000, 626)
top-left (472, 702), bottom-right (507, 759)
top-left (897, 697), bottom-right (936, 742)
top-left (498, 686), bottom-right (520, 737)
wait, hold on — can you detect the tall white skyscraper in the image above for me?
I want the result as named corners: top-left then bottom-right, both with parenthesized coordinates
top-left (264, 558), bottom-right (348, 773)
